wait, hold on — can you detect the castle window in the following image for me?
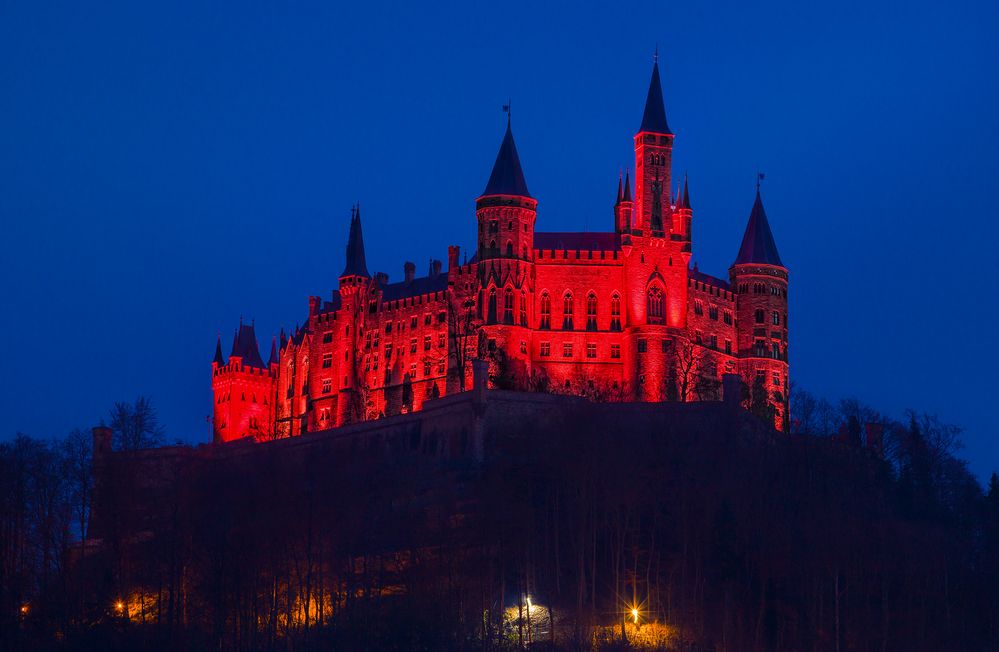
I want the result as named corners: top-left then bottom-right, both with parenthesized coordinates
top-left (411, 316), bottom-right (418, 328)
top-left (373, 353), bottom-right (379, 370)
top-left (662, 339), bottom-right (672, 353)
top-left (540, 342), bottom-right (551, 357)
top-left (725, 340), bottom-right (732, 354)
top-left (323, 332), bottom-right (333, 344)
top-left (540, 292), bottom-right (551, 329)
top-left (723, 312), bottom-right (732, 325)
top-left (562, 292), bottom-right (574, 330)
top-left (611, 293), bottom-right (621, 331)
top-left (772, 310), bottom-right (780, 326)
top-left (489, 239), bottom-right (497, 255)
top-left (438, 333), bottom-right (446, 348)
top-left (508, 220), bottom-right (513, 230)
top-left (773, 373), bottom-right (781, 387)
top-left (695, 331), bottom-right (702, 344)
top-left (520, 290), bottom-right (528, 326)
top-left (694, 300), bottom-right (703, 316)
top-left (322, 353), bottom-right (332, 368)
top-left (647, 287), bottom-right (664, 324)
top-left (319, 408), bottom-right (330, 424)
top-left (487, 288), bottom-right (497, 324)
top-left (410, 362), bottom-right (417, 378)
top-left (709, 306), bottom-right (718, 321)
top-left (611, 344), bottom-right (621, 359)
top-left (423, 314), bottom-right (430, 326)
top-left (424, 335), bottom-right (432, 351)
top-left (638, 339), bottom-right (647, 353)
top-left (364, 355), bottom-right (370, 371)
top-left (437, 359), bottom-right (446, 373)
top-left (520, 340), bottom-right (527, 354)
top-left (322, 378), bottom-right (332, 394)
top-left (563, 343), bottom-right (573, 358)
top-left (489, 220), bottom-right (498, 234)
top-left (711, 334), bottom-right (718, 349)
top-left (385, 321), bottom-right (393, 334)
top-left (522, 245), bottom-right (528, 260)
top-left (755, 309), bottom-right (765, 324)
top-left (586, 343), bottom-right (596, 358)
top-left (754, 340), bottom-right (766, 357)
top-left (504, 288), bottom-right (514, 324)
top-left (424, 360), bottom-right (432, 376)
top-left (437, 311), bottom-right (446, 324)
top-left (409, 338), bottom-right (416, 354)
top-left (369, 300), bottom-right (377, 313)
top-left (385, 343), bottom-right (393, 360)
top-left (365, 332), bottom-right (372, 349)
top-left (506, 241), bottom-right (514, 257)
top-left (772, 342), bottom-right (781, 359)
top-left (586, 293), bottom-right (597, 331)
top-left (373, 332), bottom-right (380, 348)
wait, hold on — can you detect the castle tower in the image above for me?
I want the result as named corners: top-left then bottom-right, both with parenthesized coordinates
top-left (633, 57), bottom-right (674, 236)
top-left (614, 171), bottom-right (634, 233)
top-left (672, 174), bottom-right (692, 240)
top-left (335, 205), bottom-right (371, 426)
top-left (730, 187), bottom-right (789, 430)
top-left (476, 115), bottom-right (537, 385)
top-left (211, 321), bottom-right (276, 442)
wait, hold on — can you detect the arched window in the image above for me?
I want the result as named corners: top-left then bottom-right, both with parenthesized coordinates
top-left (520, 290), bottom-right (528, 326)
top-left (562, 292), bottom-right (574, 330)
top-left (647, 287), bottom-right (664, 324)
top-left (610, 292), bottom-right (621, 331)
top-left (506, 241), bottom-right (514, 257)
top-left (755, 309), bottom-right (765, 324)
top-left (489, 239), bottom-right (497, 255)
top-left (521, 245), bottom-right (527, 260)
top-left (540, 292), bottom-right (551, 329)
top-left (586, 292), bottom-right (597, 331)
top-left (487, 288), bottom-right (497, 324)
top-left (503, 287), bottom-right (514, 324)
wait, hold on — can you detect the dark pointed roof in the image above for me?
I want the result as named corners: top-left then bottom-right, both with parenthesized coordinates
top-left (213, 336), bottom-right (225, 366)
top-left (230, 323), bottom-right (267, 368)
top-left (734, 189), bottom-right (784, 267)
top-left (622, 171), bottom-right (632, 202)
top-left (615, 174), bottom-right (623, 205)
top-left (267, 337), bottom-right (278, 366)
top-left (482, 120), bottom-right (531, 198)
top-left (638, 60), bottom-right (672, 135)
top-left (341, 205), bottom-right (370, 278)
top-left (677, 175), bottom-right (691, 210)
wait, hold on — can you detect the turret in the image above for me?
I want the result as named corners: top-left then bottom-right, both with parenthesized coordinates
top-left (211, 321), bottom-right (276, 442)
top-left (730, 186), bottom-right (789, 430)
top-left (476, 115), bottom-right (537, 263)
top-left (672, 174), bottom-right (692, 240)
top-left (614, 171), bottom-right (635, 233)
top-left (633, 56), bottom-right (674, 235)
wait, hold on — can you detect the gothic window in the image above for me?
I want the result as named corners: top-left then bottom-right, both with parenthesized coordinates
top-left (521, 245), bottom-right (528, 260)
top-left (772, 310), bottom-right (780, 326)
top-left (487, 288), bottom-right (497, 324)
top-left (709, 306), bottom-right (718, 320)
top-left (611, 293), bottom-right (621, 331)
top-left (424, 360), bottom-right (432, 376)
top-left (754, 340), bottom-right (766, 357)
top-left (755, 309), bottom-right (765, 324)
top-left (772, 342), bottom-right (781, 359)
top-left (438, 332), bottom-right (445, 348)
top-left (586, 292), bottom-right (597, 331)
top-left (385, 343), bottom-right (393, 359)
top-left (411, 316), bottom-right (418, 328)
top-left (694, 300), bottom-right (703, 316)
top-left (711, 334), bottom-right (718, 349)
top-left (504, 288), bottom-right (514, 324)
top-left (489, 220), bottom-right (498, 234)
top-left (424, 335), bottom-right (432, 351)
top-left (647, 287), bottom-right (664, 324)
top-left (540, 292), bottom-right (551, 329)
top-left (562, 292), bottom-right (574, 330)
top-left (489, 239), bottom-right (497, 256)
top-left (506, 241), bottom-right (514, 257)
top-left (723, 312), bottom-right (733, 325)
top-left (520, 290), bottom-right (528, 326)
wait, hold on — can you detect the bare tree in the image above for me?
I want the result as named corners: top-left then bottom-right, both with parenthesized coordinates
top-left (109, 396), bottom-right (165, 450)
top-left (445, 289), bottom-right (479, 393)
top-left (60, 429), bottom-right (92, 541)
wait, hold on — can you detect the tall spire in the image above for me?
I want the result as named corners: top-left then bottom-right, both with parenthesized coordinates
top-left (268, 336), bottom-right (278, 366)
top-left (623, 170), bottom-right (632, 202)
top-left (616, 172), bottom-right (623, 205)
top-left (341, 204), bottom-right (370, 278)
top-left (734, 188), bottom-right (783, 266)
top-left (677, 173), bottom-right (691, 210)
top-left (639, 57), bottom-right (672, 135)
top-left (213, 335), bottom-right (225, 366)
top-left (482, 119), bottom-right (531, 198)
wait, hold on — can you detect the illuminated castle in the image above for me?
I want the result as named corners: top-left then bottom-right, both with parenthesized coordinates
top-left (211, 59), bottom-right (789, 442)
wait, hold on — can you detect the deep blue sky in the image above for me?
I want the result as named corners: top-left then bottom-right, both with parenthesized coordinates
top-left (1, 1), bottom-right (996, 477)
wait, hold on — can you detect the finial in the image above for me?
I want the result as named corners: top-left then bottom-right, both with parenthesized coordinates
top-left (757, 171), bottom-right (765, 191)
top-left (654, 44), bottom-right (659, 64)
top-left (503, 99), bottom-right (511, 126)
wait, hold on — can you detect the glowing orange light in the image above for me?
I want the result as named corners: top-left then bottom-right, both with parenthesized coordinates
top-left (115, 601), bottom-right (124, 612)
top-left (631, 607), bottom-right (640, 623)
top-left (20, 604), bottom-right (29, 615)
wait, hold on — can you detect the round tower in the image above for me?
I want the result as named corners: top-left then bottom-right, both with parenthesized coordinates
top-left (730, 186), bottom-right (789, 430)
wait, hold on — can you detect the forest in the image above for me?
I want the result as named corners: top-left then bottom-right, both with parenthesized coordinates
top-left (2, 392), bottom-right (999, 652)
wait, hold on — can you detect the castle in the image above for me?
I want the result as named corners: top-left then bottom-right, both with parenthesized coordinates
top-left (211, 59), bottom-right (789, 443)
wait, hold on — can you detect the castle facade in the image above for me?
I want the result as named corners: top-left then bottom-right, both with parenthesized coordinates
top-left (211, 60), bottom-right (789, 442)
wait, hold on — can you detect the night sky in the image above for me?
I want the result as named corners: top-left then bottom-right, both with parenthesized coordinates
top-left (1, 1), bottom-right (996, 478)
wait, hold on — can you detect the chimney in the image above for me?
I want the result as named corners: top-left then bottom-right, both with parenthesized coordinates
top-left (375, 271), bottom-right (389, 285)
top-left (309, 295), bottom-right (321, 315)
top-left (430, 259), bottom-right (442, 278)
top-left (448, 245), bottom-right (460, 270)
top-left (92, 425), bottom-right (113, 457)
top-left (404, 261), bottom-right (416, 284)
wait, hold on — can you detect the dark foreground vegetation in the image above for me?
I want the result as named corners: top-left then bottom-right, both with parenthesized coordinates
top-left (2, 394), bottom-right (999, 651)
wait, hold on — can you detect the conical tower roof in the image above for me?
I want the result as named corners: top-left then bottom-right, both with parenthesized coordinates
top-left (482, 120), bottom-right (531, 198)
top-left (213, 335), bottom-right (225, 366)
top-left (341, 205), bottom-right (370, 277)
top-left (638, 60), bottom-right (672, 135)
top-left (734, 189), bottom-right (783, 267)
top-left (230, 322), bottom-right (267, 369)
